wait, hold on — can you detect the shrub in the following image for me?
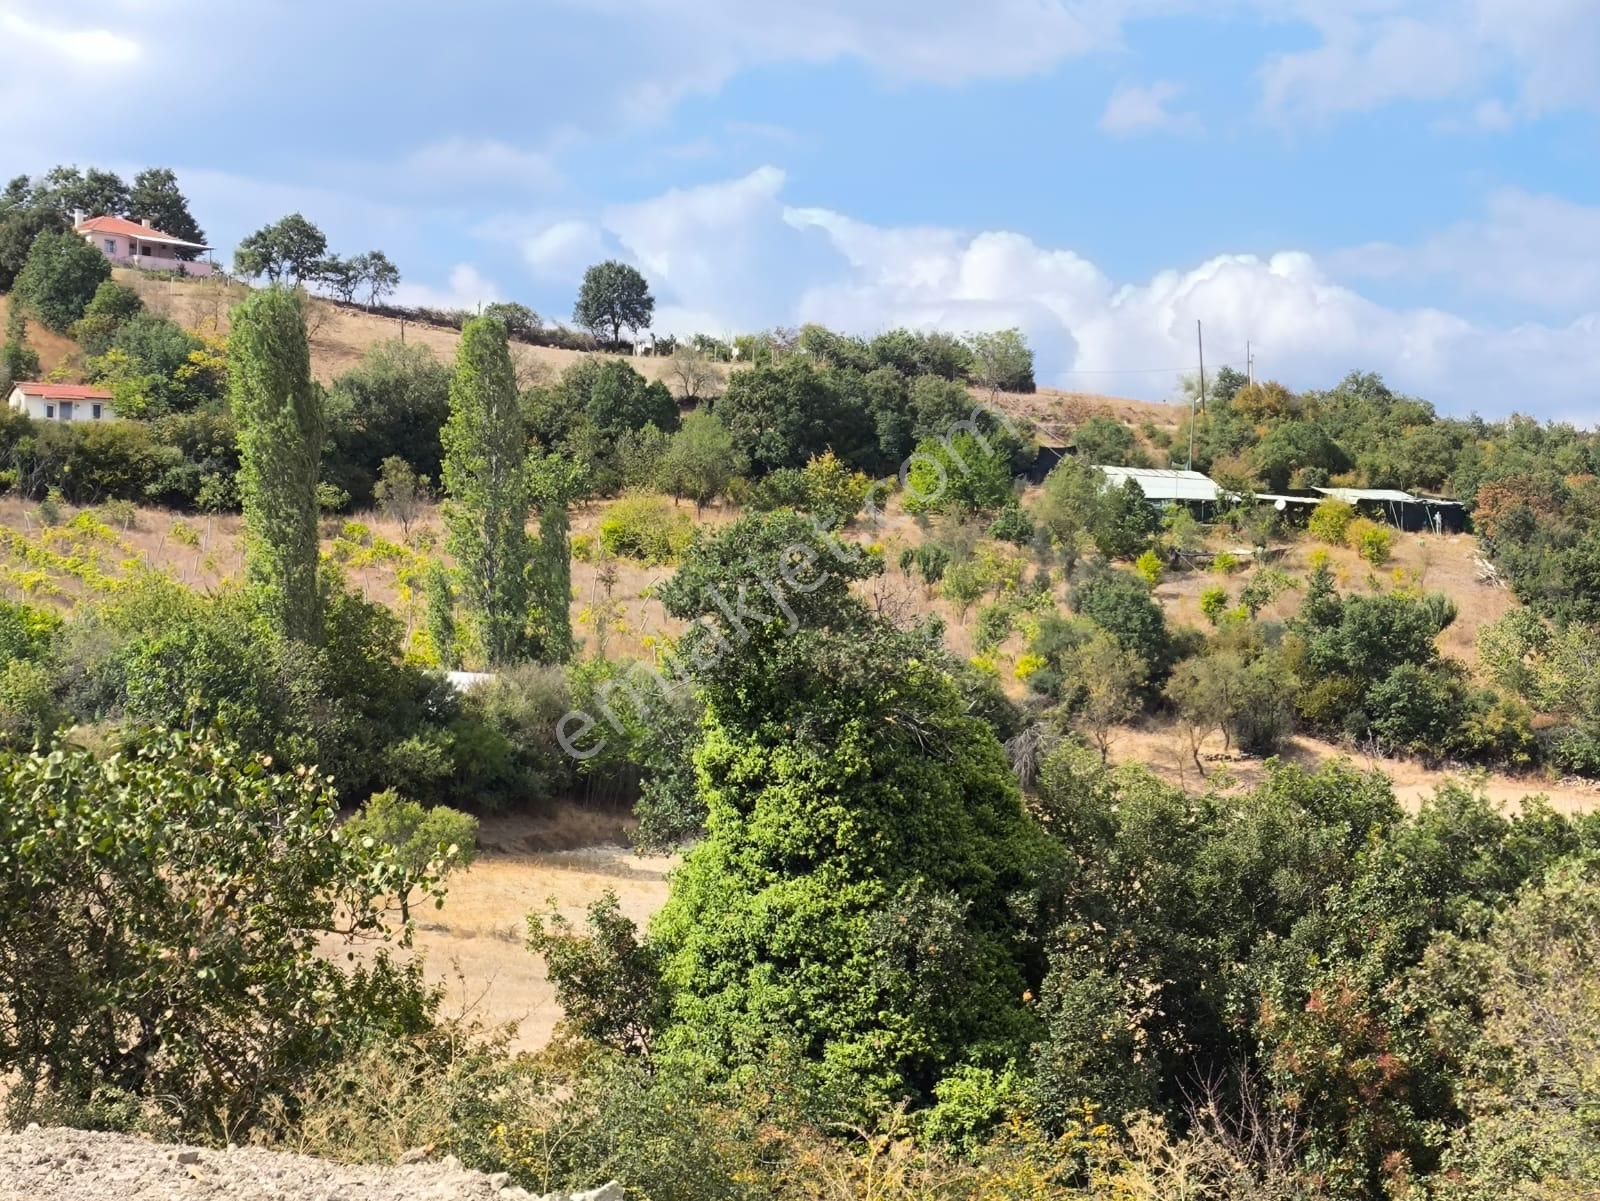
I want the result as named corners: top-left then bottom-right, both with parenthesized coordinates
top-left (1209, 551), bottom-right (1240, 574)
top-left (1134, 549), bottom-right (1164, 586)
top-left (0, 733), bottom-right (442, 1135)
top-left (1198, 585), bottom-right (1229, 626)
top-left (1308, 498), bottom-right (1356, 545)
top-left (987, 501), bottom-right (1035, 546)
top-left (1347, 517), bottom-right (1393, 565)
top-left (598, 492), bottom-right (694, 564)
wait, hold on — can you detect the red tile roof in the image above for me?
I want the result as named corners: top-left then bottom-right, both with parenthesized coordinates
top-left (75, 214), bottom-right (209, 249)
top-left (10, 382), bottom-right (114, 401)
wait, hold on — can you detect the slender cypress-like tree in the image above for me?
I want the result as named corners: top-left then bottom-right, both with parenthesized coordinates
top-left (227, 287), bottom-right (324, 643)
top-left (441, 316), bottom-right (531, 665)
top-left (526, 454), bottom-right (584, 664)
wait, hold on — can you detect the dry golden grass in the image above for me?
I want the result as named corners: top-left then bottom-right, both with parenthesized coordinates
top-left (1106, 718), bottom-right (1600, 815)
top-left (0, 295), bottom-right (81, 379)
top-left (381, 811), bottom-right (673, 1051)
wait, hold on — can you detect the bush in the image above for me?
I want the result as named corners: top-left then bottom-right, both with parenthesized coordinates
top-left (987, 501), bottom-right (1035, 546)
top-left (598, 492), bottom-right (694, 564)
top-left (1346, 517), bottom-right (1393, 565)
top-left (1198, 585), bottom-right (1229, 626)
top-left (1133, 549), bottom-right (1164, 586)
top-left (0, 733), bottom-right (442, 1135)
top-left (1209, 551), bottom-right (1240, 574)
top-left (1308, 498), bottom-right (1356, 545)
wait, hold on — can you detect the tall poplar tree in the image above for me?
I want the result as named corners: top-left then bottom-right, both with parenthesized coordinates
top-left (227, 287), bottom-right (324, 643)
top-left (441, 316), bottom-right (532, 665)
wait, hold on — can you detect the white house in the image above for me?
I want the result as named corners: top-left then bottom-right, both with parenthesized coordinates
top-left (74, 213), bottom-right (214, 277)
top-left (7, 382), bottom-right (117, 423)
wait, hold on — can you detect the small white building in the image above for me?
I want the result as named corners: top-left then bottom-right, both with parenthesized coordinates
top-left (7, 382), bottom-right (117, 423)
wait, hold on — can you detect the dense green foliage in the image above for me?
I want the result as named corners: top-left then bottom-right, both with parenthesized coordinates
top-left (0, 733), bottom-right (441, 1136)
top-left (227, 287), bottom-right (324, 642)
top-left (442, 317), bottom-right (534, 665)
top-left (651, 513), bottom-right (1060, 1106)
top-left (572, 260), bottom-right (654, 345)
top-left (14, 229), bottom-right (110, 332)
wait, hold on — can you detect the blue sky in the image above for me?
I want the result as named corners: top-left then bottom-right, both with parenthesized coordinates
top-left (5, 0), bottom-right (1600, 418)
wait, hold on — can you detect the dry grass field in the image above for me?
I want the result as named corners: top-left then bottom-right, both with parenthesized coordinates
top-left (370, 809), bottom-right (673, 1051)
top-left (0, 295), bottom-right (78, 377)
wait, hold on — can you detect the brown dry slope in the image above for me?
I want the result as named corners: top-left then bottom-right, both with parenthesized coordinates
top-left (378, 813), bottom-right (674, 1052)
top-left (0, 295), bottom-right (80, 378)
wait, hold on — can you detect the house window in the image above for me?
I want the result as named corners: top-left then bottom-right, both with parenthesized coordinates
top-left (92, 404), bottom-right (102, 420)
top-left (45, 405), bottom-right (54, 419)
top-left (104, 238), bottom-right (117, 255)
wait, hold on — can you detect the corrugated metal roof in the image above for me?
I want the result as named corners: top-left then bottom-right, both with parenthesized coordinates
top-left (1314, 486), bottom-right (1417, 504)
top-left (1096, 465), bottom-right (1221, 502)
top-left (1253, 493), bottom-right (1321, 505)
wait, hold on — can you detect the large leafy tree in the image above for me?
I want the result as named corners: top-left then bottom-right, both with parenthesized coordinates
top-left (39, 164), bottom-right (129, 219)
top-left (233, 213), bottom-right (328, 283)
top-left (13, 229), bottom-right (110, 332)
top-left (127, 167), bottom-right (205, 250)
top-left (324, 340), bottom-right (452, 504)
top-left (650, 513), bottom-right (1061, 1106)
top-left (965, 327), bottom-right (1035, 397)
top-left (573, 260), bottom-right (653, 345)
top-left (228, 287), bottom-right (325, 643)
top-left (441, 316), bottom-right (532, 665)
top-left (715, 357), bottom-right (873, 476)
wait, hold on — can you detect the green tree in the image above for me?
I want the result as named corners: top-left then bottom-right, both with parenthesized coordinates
top-left (127, 167), bottom-right (205, 249)
top-left (573, 260), bottom-right (654, 345)
top-left (1065, 628), bottom-right (1148, 760)
top-left (1071, 415), bottom-right (1141, 467)
top-left (441, 316), bottom-right (532, 665)
top-left (228, 287), bottom-right (325, 643)
top-left (324, 340), bottom-right (452, 504)
top-left (13, 229), bottom-right (110, 332)
top-left (424, 561), bottom-right (459, 669)
top-left (0, 302), bottom-right (40, 392)
top-left (1070, 568), bottom-right (1172, 677)
top-left (344, 790), bottom-right (477, 923)
top-left (0, 733), bottom-right (441, 1134)
top-left (965, 328), bottom-right (1035, 397)
top-left (527, 454), bottom-right (584, 665)
top-left (373, 455), bottom-right (428, 535)
top-left (353, 250), bottom-right (400, 308)
top-left (233, 213), bottom-right (328, 283)
top-left (660, 411), bottom-right (739, 513)
top-left (39, 164), bottom-right (129, 218)
top-left (482, 301), bottom-right (539, 338)
top-left (528, 891), bottom-right (668, 1058)
top-left (651, 513), bottom-right (1060, 1106)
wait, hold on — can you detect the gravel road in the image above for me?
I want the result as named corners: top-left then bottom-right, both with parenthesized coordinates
top-left (0, 1126), bottom-right (622, 1201)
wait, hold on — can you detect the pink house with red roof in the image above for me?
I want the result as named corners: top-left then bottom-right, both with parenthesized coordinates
top-left (7, 382), bottom-right (118, 423)
top-left (74, 213), bottom-right (214, 277)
